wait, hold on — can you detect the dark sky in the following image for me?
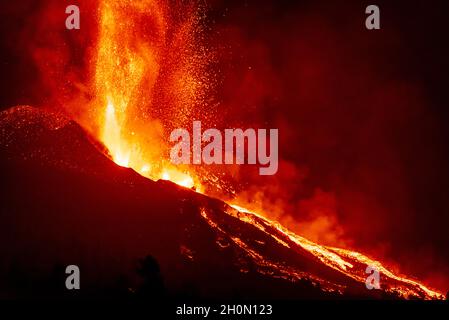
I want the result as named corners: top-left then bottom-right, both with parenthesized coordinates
top-left (1, 0), bottom-right (449, 291)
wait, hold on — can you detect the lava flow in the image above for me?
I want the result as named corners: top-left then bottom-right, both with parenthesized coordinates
top-left (225, 205), bottom-right (444, 299)
top-left (85, 0), bottom-right (445, 300)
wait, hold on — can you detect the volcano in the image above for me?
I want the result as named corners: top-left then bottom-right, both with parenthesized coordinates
top-left (0, 106), bottom-right (445, 300)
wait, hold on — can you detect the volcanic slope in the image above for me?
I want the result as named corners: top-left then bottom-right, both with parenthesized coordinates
top-left (0, 106), bottom-right (443, 300)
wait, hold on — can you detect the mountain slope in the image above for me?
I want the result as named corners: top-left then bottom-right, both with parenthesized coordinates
top-left (0, 106), bottom-right (444, 300)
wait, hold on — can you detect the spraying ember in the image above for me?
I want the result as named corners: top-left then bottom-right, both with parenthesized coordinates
top-left (92, 0), bottom-right (209, 189)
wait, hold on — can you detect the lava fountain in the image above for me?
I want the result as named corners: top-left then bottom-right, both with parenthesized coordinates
top-left (93, 0), bottom-right (205, 189)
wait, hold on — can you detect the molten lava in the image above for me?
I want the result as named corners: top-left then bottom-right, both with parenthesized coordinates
top-left (226, 205), bottom-right (444, 299)
top-left (94, 0), bottom-right (203, 189)
top-left (88, 0), bottom-right (445, 300)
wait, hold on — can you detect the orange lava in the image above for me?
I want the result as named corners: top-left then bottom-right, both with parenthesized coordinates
top-left (93, 0), bottom-right (205, 189)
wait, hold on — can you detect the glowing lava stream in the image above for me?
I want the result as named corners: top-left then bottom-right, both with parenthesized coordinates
top-left (227, 205), bottom-right (445, 300)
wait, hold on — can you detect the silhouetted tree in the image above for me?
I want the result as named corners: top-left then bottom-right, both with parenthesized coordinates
top-left (136, 255), bottom-right (165, 299)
